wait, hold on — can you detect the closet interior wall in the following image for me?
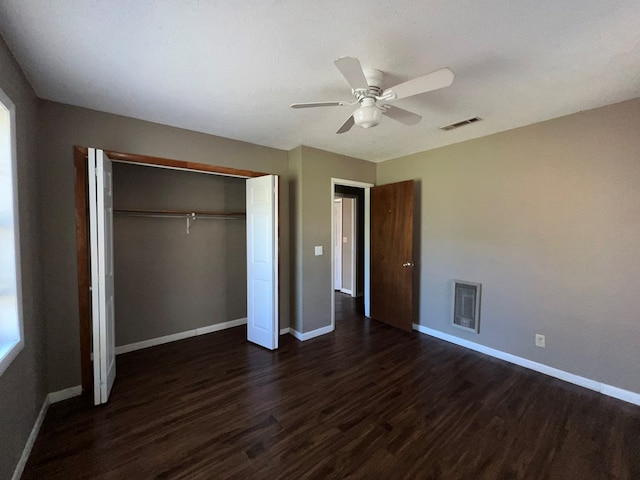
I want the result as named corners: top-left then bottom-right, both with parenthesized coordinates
top-left (112, 162), bottom-right (247, 347)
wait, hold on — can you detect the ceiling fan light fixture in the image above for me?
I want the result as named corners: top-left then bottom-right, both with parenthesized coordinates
top-left (353, 101), bottom-right (382, 129)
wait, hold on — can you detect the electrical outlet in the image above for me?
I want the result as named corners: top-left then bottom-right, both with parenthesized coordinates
top-left (535, 334), bottom-right (546, 348)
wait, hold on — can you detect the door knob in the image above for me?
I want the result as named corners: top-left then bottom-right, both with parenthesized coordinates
top-left (402, 262), bottom-right (414, 267)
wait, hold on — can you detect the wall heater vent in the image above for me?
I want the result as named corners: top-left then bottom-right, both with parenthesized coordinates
top-left (440, 117), bottom-right (482, 131)
top-left (452, 280), bottom-right (481, 333)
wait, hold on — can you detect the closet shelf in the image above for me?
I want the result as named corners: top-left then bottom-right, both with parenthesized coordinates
top-left (114, 208), bottom-right (246, 219)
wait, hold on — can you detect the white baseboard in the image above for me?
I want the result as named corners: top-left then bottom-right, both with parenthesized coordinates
top-left (289, 329), bottom-right (303, 341)
top-left (413, 323), bottom-right (640, 406)
top-left (11, 396), bottom-right (50, 480)
top-left (115, 317), bottom-right (248, 355)
top-left (279, 327), bottom-right (290, 335)
top-left (340, 288), bottom-right (353, 295)
top-left (289, 324), bottom-right (334, 342)
top-left (195, 318), bottom-right (247, 336)
top-left (12, 384), bottom-right (84, 480)
top-left (600, 383), bottom-right (640, 406)
top-left (48, 385), bottom-right (82, 404)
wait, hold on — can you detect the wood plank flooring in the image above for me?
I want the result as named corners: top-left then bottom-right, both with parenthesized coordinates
top-left (23, 294), bottom-right (640, 479)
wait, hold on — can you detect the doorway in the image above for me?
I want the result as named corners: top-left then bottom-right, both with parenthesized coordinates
top-left (330, 178), bottom-right (373, 330)
top-left (333, 198), bottom-right (343, 291)
top-left (333, 196), bottom-right (356, 296)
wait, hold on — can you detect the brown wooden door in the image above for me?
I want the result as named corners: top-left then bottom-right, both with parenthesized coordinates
top-left (371, 180), bottom-right (414, 332)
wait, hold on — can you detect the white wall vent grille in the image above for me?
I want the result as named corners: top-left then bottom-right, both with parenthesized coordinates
top-left (452, 280), bottom-right (481, 333)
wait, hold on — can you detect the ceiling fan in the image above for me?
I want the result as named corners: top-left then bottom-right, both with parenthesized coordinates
top-left (290, 57), bottom-right (455, 134)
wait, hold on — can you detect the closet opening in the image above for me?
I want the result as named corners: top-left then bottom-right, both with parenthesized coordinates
top-left (112, 162), bottom-right (247, 353)
top-left (74, 146), bottom-right (278, 403)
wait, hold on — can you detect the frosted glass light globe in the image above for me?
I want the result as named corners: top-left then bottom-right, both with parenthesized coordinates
top-left (353, 104), bottom-right (382, 129)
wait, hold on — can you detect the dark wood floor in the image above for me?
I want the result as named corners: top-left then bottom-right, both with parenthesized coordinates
top-left (23, 294), bottom-right (640, 479)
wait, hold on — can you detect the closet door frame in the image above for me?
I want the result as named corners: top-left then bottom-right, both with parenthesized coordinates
top-left (74, 146), bottom-right (272, 401)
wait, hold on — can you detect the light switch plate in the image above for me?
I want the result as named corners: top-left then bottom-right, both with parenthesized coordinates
top-left (314, 246), bottom-right (323, 256)
top-left (343, 237), bottom-right (348, 243)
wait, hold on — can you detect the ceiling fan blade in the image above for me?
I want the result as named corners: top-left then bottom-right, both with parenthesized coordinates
top-left (382, 67), bottom-right (454, 101)
top-left (336, 114), bottom-right (355, 134)
top-left (381, 105), bottom-right (422, 126)
top-left (290, 101), bottom-right (348, 109)
top-left (334, 57), bottom-right (369, 91)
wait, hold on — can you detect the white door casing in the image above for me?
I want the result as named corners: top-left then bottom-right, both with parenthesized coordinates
top-left (88, 148), bottom-right (116, 405)
top-left (246, 175), bottom-right (279, 350)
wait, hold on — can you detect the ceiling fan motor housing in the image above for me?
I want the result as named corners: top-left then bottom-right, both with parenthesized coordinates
top-left (363, 69), bottom-right (384, 91)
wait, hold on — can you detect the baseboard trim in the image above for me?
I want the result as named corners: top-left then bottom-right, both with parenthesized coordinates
top-left (340, 288), bottom-right (353, 295)
top-left (413, 324), bottom-right (640, 406)
top-left (48, 385), bottom-right (82, 404)
top-left (600, 383), bottom-right (640, 406)
top-left (196, 318), bottom-right (247, 336)
top-left (115, 318), bottom-right (248, 355)
top-left (289, 325), bottom-right (334, 342)
top-left (289, 329), bottom-right (303, 341)
top-left (11, 396), bottom-right (50, 480)
top-left (279, 327), bottom-right (290, 335)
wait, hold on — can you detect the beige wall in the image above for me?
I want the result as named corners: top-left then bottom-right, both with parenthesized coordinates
top-left (0, 36), bottom-right (47, 479)
top-left (377, 98), bottom-right (640, 394)
top-left (38, 101), bottom-right (290, 391)
top-left (290, 146), bottom-right (376, 332)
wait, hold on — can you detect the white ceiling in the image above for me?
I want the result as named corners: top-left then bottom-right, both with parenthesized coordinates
top-left (1, 1), bottom-right (639, 162)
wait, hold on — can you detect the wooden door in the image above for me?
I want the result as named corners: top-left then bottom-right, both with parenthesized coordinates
top-left (246, 174), bottom-right (279, 350)
top-left (370, 180), bottom-right (414, 332)
top-left (88, 148), bottom-right (116, 404)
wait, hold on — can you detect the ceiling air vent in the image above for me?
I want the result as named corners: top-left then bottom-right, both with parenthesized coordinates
top-left (440, 117), bottom-right (482, 131)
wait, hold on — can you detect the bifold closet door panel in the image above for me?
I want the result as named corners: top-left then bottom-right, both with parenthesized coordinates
top-left (88, 148), bottom-right (116, 405)
top-left (246, 174), bottom-right (279, 351)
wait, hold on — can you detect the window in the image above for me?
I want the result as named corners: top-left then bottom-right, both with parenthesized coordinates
top-left (0, 88), bottom-right (23, 376)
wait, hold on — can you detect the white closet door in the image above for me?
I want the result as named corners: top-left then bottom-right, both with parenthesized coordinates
top-left (246, 175), bottom-right (279, 350)
top-left (88, 148), bottom-right (116, 405)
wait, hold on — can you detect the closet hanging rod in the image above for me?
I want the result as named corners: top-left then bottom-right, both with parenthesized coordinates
top-left (114, 208), bottom-right (246, 219)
